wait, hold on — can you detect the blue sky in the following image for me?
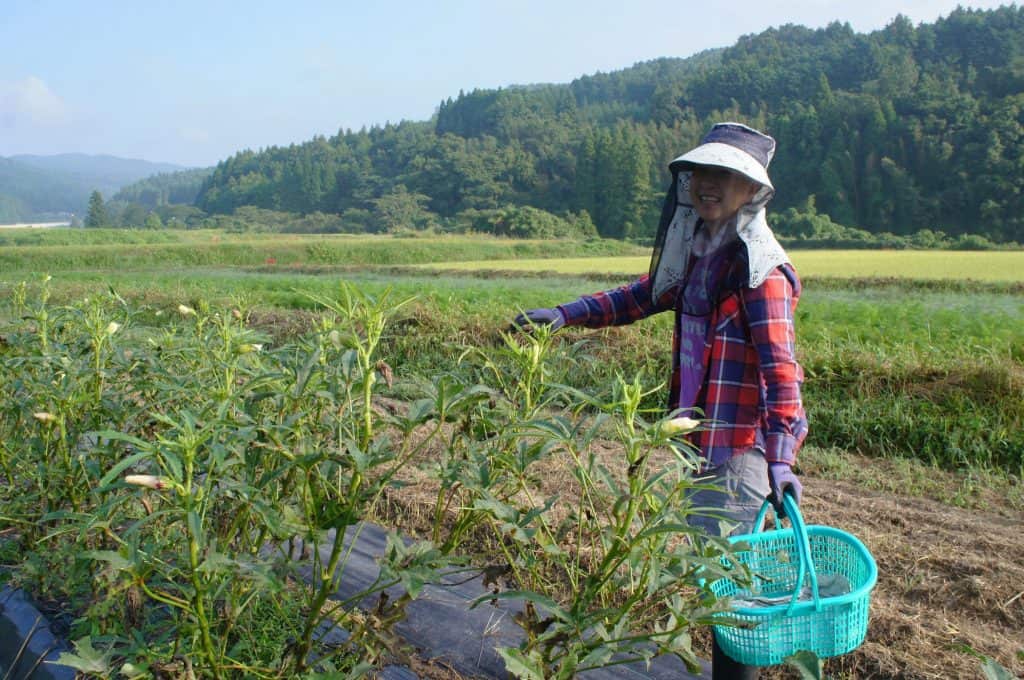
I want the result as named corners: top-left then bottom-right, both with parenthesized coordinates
top-left (0, 1), bottom-right (1014, 167)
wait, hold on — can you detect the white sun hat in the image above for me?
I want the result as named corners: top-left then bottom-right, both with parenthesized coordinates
top-left (669, 122), bottom-right (775, 190)
top-left (648, 122), bottom-right (788, 299)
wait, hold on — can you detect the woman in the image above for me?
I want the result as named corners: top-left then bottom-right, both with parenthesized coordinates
top-left (514, 122), bottom-right (808, 679)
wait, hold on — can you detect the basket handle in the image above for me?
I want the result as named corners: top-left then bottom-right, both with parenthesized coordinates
top-left (750, 493), bottom-right (822, 614)
top-left (782, 493), bottom-right (822, 614)
top-left (751, 496), bottom-right (777, 535)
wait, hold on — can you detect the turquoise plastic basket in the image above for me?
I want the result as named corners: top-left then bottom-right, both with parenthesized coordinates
top-left (708, 494), bottom-right (877, 666)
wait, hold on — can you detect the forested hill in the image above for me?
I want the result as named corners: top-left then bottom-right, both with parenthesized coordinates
top-left (113, 167), bottom-right (213, 208)
top-left (195, 6), bottom-right (1024, 243)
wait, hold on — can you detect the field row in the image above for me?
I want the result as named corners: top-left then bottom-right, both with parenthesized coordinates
top-left (419, 250), bottom-right (1024, 282)
top-left (3, 229), bottom-right (1024, 282)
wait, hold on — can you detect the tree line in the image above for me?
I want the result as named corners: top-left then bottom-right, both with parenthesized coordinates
top-left (103, 6), bottom-right (1023, 245)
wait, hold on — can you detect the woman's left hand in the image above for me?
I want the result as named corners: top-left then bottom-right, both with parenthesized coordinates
top-left (768, 462), bottom-right (803, 517)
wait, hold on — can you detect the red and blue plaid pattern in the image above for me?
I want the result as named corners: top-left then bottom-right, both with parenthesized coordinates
top-left (557, 264), bottom-right (807, 467)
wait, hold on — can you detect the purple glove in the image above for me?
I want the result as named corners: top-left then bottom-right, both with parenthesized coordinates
top-left (512, 308), bottom-right (565, 333)
top-left (768, 462), bottom-right (803, 518)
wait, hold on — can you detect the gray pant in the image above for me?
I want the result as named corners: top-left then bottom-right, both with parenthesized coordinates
top-left (691, 451), bottom-right (768, 679)
top-left (688, 450), bottom-right (770, 538)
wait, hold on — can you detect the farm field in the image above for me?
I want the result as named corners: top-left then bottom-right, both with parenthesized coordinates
top-left (1, 229), bottom-right (1022, 678)
top-left (415, 250), bottom-right (1024, 283)
top-left (5, 229), bottom-right (1024, 283)
top-left (0, 229), bottom-right (647, 272)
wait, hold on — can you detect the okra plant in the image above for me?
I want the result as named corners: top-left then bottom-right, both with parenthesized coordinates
top-left (0, 280), bottom-right (737, 678)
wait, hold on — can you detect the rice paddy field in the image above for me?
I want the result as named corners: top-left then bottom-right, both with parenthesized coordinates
top-left (418, 249), bottom-right (1024, 283)
top-left (2, 229), bottom-right (1022, 678)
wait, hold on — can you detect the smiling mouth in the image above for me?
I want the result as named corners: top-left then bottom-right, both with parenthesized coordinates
top-left (699, 194), bottom-right (721, 203)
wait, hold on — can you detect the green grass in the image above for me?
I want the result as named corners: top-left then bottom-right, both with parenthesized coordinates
top-left (0, 229), bottom-right (646, 273)
top-left (798, 446), bottom-right (1024, 513)
top-left (3, 230), bottom-right (1022, 475)
top-left (0, 227), bottom-right (204, 247)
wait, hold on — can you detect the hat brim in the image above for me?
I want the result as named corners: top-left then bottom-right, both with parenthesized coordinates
top-left (670, 142), bottom-right (773, 190)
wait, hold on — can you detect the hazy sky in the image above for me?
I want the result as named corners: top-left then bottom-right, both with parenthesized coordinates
top-left (0, 1), bottom-right (1014, 167)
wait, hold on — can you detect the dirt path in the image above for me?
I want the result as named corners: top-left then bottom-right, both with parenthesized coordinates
top-left (793, 473), bottom-right (1024, 679)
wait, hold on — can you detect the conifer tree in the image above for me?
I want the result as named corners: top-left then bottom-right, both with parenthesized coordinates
top-left (85, 191), bottom-right (108, 228)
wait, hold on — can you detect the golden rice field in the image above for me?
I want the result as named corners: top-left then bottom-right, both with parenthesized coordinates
top-left (420, 250), bottom-right (1024, 282)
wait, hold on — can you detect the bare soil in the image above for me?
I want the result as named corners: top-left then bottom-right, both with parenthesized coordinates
top-left (790, 471), bottom-right (1024, 679)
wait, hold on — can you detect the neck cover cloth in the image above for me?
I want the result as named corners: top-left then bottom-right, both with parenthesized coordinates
top-left (649, 122), bottom-right (790, 301)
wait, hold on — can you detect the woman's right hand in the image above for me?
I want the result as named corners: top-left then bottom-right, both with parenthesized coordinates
top-left (512, 308), bottom-right (565, 332)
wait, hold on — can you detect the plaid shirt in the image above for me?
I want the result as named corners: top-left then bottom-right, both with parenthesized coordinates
top-left (557, 263), bottom-right (807, 467)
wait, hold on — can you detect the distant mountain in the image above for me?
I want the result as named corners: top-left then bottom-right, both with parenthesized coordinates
top-left (11, 153), bottom-right (186, 190)
top-left (0, 153), bottom-right (189, 223)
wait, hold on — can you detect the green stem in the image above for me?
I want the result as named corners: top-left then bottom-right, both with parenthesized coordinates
top-left (139, 581), bottom-right (192, 610)
top-left (293, 521), bottom-right (352, 671)
top-left (360, 352), bottom-right (374, 452)
top-left (93, 339), bottom-right (104, 404)
top-left (182, 447), bottom-right (220, 679)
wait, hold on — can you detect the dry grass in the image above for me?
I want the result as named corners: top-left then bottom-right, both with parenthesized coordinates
top-left (798, 476), bottom-right (1024, 679)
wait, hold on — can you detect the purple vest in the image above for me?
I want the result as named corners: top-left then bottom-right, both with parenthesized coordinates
top-left (676, 245), bottom-right (735, 417)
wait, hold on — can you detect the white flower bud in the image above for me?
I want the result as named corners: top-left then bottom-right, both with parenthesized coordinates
top-left (663, 417), bottom-right (700, 435)
top-left (125, 474), bottom-right (169, 490)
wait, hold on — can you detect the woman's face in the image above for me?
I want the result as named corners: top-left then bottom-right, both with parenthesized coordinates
top-left (688, 165), bottom-right (760, 225)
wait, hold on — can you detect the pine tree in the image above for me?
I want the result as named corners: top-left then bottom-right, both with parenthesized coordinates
top-left (85, 191), bottom-right (108, 228)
